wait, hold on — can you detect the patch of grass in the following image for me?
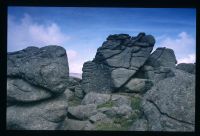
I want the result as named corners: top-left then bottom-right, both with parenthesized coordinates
top-left (97, 101), bottom-right (114, 109)
top-left (95, 122), bottom-right (121, 131)
top-left (68, 97), bottom-right (81, 106)
top-left (113, 112), bottom-right (139, 130)
top-left (130, 96), bottom-right (141, 110)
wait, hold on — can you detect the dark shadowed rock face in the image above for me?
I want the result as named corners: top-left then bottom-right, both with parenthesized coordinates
top-left (82, 61), bottom-right (114, 93)
top-left (176, 63), bottom-right (195, 74)
top-left (141, 69), bottom-right (195, 131)
top-left (7, 45), bottom-right (69, 94)
top-left (82, 33), bottom-right (155, 93)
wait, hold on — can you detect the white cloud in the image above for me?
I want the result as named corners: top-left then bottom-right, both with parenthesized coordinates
top-left (8, 14), bottom-right (70, 52)
top-left (157, 32), bottom-right (196, 64)
top-left (158, 32), bottom-right (195, 50)
top-left (178, 54), bottom-right (196, 64)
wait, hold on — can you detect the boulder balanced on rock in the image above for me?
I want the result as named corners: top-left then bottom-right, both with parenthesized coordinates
top-left (82, 33), bottom-right (155, 93)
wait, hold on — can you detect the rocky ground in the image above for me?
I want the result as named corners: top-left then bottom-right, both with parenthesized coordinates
top-left (7, 33), bottom-right (195, 131)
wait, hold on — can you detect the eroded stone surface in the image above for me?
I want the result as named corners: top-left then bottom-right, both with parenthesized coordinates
top-left (82, 33), bottom-right (155, 93)
top-left (142, 69), bottom-right (195, 131)
top-left (7, 46), bottom-right (69, 94)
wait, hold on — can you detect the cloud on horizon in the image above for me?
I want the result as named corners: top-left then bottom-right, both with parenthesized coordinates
top-left (157, 32), bottom-right (196, 64)
top-left (8, 14), bottom-right (70, 52)
top-left (7, 13), bottom-right (196, 74)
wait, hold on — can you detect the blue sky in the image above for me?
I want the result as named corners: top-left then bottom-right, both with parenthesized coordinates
top-left (8, 7), bottom-right (196, 73)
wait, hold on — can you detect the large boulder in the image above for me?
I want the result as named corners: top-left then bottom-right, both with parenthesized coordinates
top-left (7, 46), bottom-right (69, 94)
top-left (7, 93), bottom-right (68, 130)
top-left (7, 45), bottom-right (70, 130)
top-left (82, 33), bottom-right (155, 93)
top-left (141, 69), bottom-right (195, 131)
top-left (176, 63), bottom-right (195, 74)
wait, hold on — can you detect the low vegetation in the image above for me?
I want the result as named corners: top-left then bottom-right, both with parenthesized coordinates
top-left (130, 96), bottom-right (141, 110)
top-left (97, 101), bottom-right (114, 109)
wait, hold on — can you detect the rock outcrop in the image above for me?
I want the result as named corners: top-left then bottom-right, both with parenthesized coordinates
top-left (82, 33), bottom-right (155, 93)
top-left (7, 33), bottom-right (195, 131)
